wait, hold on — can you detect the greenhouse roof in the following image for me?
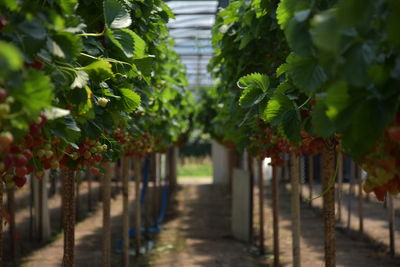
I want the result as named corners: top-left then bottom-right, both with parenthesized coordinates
top-left (166, 0), bottom-right (228, 88)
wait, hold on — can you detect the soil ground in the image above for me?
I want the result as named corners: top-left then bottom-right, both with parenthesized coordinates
top-left (258, 184), bottom-right (400, 267)
top-left (5, 176), bottom-right (400, 267)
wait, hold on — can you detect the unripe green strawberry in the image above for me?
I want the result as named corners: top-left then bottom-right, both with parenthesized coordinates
top-left (97, 97), bottom-right (109, 107)
top-left (0, 103), bottom-right (10, 118)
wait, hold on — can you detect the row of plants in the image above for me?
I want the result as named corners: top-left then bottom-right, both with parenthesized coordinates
top-left (0, 0), bottom-right (193, 188)
top-left (198, 0), bottom-right (400, 200)
top-left (0, 0), bottom-right (193, 265)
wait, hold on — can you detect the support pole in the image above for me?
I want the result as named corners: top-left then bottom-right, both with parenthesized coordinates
top-left (0, 182), bottom-right (3, 266)
top-left (247, 154), bottom-right (254, 243)
top-left (87, 170), bottom-right (93, 212)
top-left (347, 160), bottom-right (355, 230)
top-left (272, 166), bottom-right (280, 266)
top-left (337, 153), bottom-right (343, 222)
top-left (356, 166), bottom-right (364, 234)
top-left (7, 187), bottom-right (16, 262)
top-left (122, 157), bottom-right (130, 267)
top-left (133, 156), bottom-right (142, 256)
top-left (102, 163), bottom-right (112, 267)
top-left (322, 145), bottom-right (336, 267)
top-left (62, 169), bottom-right (75, 267)
top-left (257, 158), bottom-right (265, 255)
top-left (290, 154), bottom-right (301, 267)
top-left (308, 155), bottom-right (314, 207)
top-left (388, 194), bottom-right (396, 256)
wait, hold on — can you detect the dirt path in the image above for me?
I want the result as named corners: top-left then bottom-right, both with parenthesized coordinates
top-left (21, 181), bottom-right (126, 267)
top-left (259, 185), bottom-right (400, 267)
top-left (19, 179), bottom-right (400, 267)
top-left (300, 183), bottom-right (400, 252)
top-left (146, 183), bottom-right (267, 267)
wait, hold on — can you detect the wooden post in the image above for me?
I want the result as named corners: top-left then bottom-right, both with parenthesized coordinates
top-left (257, 158), bottom-right (265, 255)
top-left (133, 156), bottom-right (142, 256)
top-left (322, 145), bottom-right (336, 267)
top-left (272, 166), bottom-right (280, 266)
top-left (50, 170), bottom-right (57, 197)
top-left (7, 186), bottom-right (16, 262)
top-left (247, 154), bottom-right (254, 243)
top-left (290, 154), bottom-right (301, 267)
top-left (347, 160), bottom-right (355, 230)
top-left (62, 169), bottom-right (75, 267)
top-left (75, 171), bottom-right (81, 221)
top-left (30, 177), bottom-right (34, 239)
top-left (388, 194), bottom-right (396, 256)
top-left (337, 153), bottom-right (343, 222)
top-left (87, 170), bottom-right (93, 212)
top-left (122, 157), bottom-right (130, 267)
top-left (102, 163), bottom-right (112, 267)
top-left (308, 155), bottom-right (314, 207)
top-left (152, 154), bottom-right (159, 225)
top-left (36, 171), bottom-right (51, 242)
top-left (168, 147), bottom-right (178, 192)
top-left (356, 166), bottom-right (364, 234)
top-left (299, 157), bottom-right (304, 201)
top-left (38, 178), bottom-right (43, 241)
top-left (0, 182), bottom-right (3, 266)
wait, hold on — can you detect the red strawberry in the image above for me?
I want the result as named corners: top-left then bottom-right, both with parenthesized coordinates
top-left (387, 126), bottom-right (400, 143)
top-left (13, 175), bottom-right (27, 188)
top-left (15, 166), bottom-right (28, 177)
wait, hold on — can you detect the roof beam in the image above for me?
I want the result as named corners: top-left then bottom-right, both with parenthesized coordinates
top-left (173, 11), bottom-right (215, 15)
top-left (168, 25), bottom-right (212, 30)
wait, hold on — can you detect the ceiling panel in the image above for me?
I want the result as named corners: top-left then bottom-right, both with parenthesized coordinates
top-left (167, 0), bottom-right (219, 88)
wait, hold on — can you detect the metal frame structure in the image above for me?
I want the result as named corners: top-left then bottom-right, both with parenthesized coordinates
top-left (165, 0), bottom-right (228, 88)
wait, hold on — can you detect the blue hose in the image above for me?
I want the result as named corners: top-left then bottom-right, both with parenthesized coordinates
top-left (115, 156), bottom-right (169, 251)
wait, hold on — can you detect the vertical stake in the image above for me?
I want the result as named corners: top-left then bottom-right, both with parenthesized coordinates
top-left (290, 154), bottom-right (301, 267)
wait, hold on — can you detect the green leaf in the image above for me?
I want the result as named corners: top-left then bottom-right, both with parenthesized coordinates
top-left (237, 73), bottom-right (269, 92)
top-left (287, 54), bottom-right (327, 93)
top-left (341, 44), bottom-right (370, 87)
top-left (51, 32), bottom-right (83, 60)
top-left (279, 109), bottom-right (301, 143)
top-left (0, 41), bottom-right (23, 72)
top-left (65, 115), bottom-right (80, 132)
top-left (310, 10), bottom-right (339, 53)
top-left (0, 0), bottom-right (18, 10)
top-left (43, 107), bottom-right (70, 120)
top-left (285, 19), bottom-right (313, 56)
top-left (311, 102), bottom-right (335, 137)
top-left (106, 28), bottom-right (145, 58)
top-left (119, 88), bottom-right (141, 113)
top-left (387, 0), bottom-right (400, 45)
top-left (342, 98), bottom-right (395, 158)
top-left (71, 70), bottom-right (89, 89)
top-left (18, 20), bottom-right (47, 40)
top-left (133, 56), bottom-right (154, 76)
top-left (325, 81), bottom-right (349, 119)
top-left (83, 60), bottom-right (114, 82)
top-left (46, 38), bottom-right (64, 58)
top-left (60, 0), bottom-right (78, 14)
top-left (160, 1), bottom-right (175, 20)
top-left (239, 87), bottom-right (266, 108)
top-left (336, 0), bottom-right (374, 28)
top-left (276, 63), bottom-right (288, 77)
top-left (294, 9), bottom-right (311, 22)
top-left (239, 35), bottom-right (252, 50)
top-left (13, 70), bottom-right (54, 115)
top-left (276, 0), bottom-right (297, 29)
top-left (78, 86), bottom-right (93, 115)
top-left (262, 93), bottom-right (293, 125)
top-left (104, 0), bottom-right (132, 29)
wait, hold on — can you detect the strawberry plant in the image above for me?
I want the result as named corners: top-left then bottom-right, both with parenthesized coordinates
top-left (0, 0), bottom-right (194, 265)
